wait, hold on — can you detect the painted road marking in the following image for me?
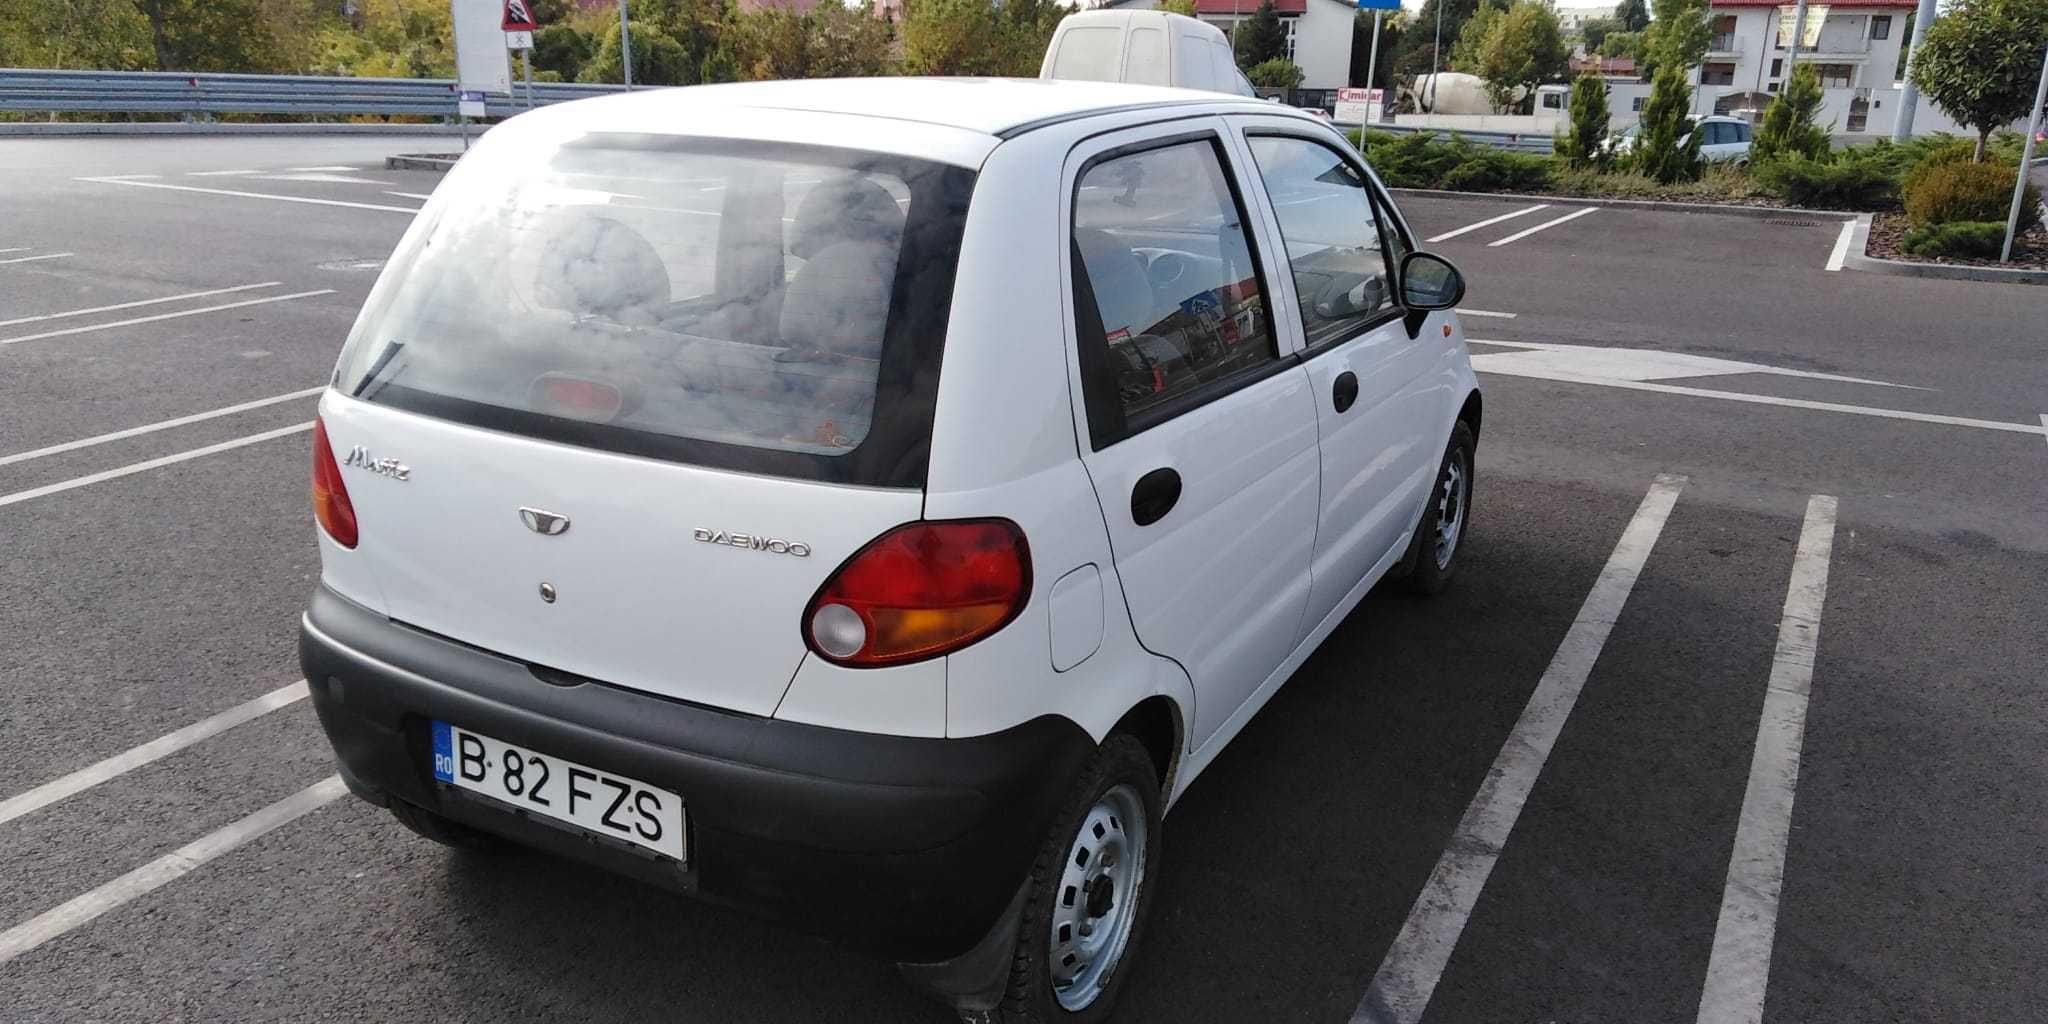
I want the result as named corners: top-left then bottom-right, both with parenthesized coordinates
top-left (1472, 365), bottom-right (2045, 438)
top-left (1427, 204), bottom-right (1550, 243)
top-left (0, 289), bottom-right (334, 347)
top-left (0, 248), bottom-right (26, 254)
top-left (0, 682), bottom-right (310, 827)
top-left (288, 165), bottom-right (358, 172)
top-left (0, 386), bottom-right (323, 468)
top-left (1825, 220), bottom-right (1856, 272)
top-left (1458, 309), bottom-right (1517, 319)
top-left (1469, 339), bottom-right (1928, 389)
top-left (258, 172), bottom-right (391, 185)
top-left (384, 191), bottom-right (434, 201)
top-left (1488, 207), bottom-right (1598, 247)
top-left (1697, 495), bottom-right (1837, 1024)
top-left (1354, 474), bottom-right (1687, 1024)
top-left (186, 169), bottom-right (261, 176)
top-left (0, 423), bottom-right (312, 510)
top-left (0, 775), bottom-right (346, 967)
top-left (76, 177), bottom-right (420, 215)
top-left (0, 282), bottom-right (281, 329)
top-left (0, 253), bottom-right (73, 266)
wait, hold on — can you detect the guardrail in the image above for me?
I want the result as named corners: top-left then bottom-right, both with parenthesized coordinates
top-left (0, 67), bottom-right (624, 120)
top-left (1341, 121), bottom-right (1557, 154)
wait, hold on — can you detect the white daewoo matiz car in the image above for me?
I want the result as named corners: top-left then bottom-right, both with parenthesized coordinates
top-left (301, 78), bottom-right (1480, 1022)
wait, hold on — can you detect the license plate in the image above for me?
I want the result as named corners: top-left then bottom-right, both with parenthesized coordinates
top-left (431, 721), bottom-right (685, 862)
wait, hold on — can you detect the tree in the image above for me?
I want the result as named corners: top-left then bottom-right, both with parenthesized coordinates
top-left (0, 0), bottom-right (152, 71)
top-left (1559, 72), bottom-right (1610, 169)
top-left (128, 0), bottom-right (291, 72)
top-left (1235, 0), bottom-right (1290, 68)
top-left (311, 0), bottom-right (456, 79)
top-left (530, 23), bottom-right (594, 82)
top-left (1911, 0), bottom-right (2048, 162)
top-left (1158, 0), bottom-right (1200, 17)
top-left (1389, 0), bottom-right (1489, 85)
top-left (1469, 0), bottom-right (1568, 111)
top-left (1247, 57), bottom-right (1306, 88)
top-left (901, 0), bottom-right (1007, 76)
top-left (1448, 2), bottom-right (1503, 73)
top-left (1578, 16), bottom-right (1620, 54)
top-left (1633, 63), bottom-right (1703, 182)
top-left (578, 18), bottom-right (694, 85)
top-left (1350, 9), bottom-right (1407, 90)
top-left (1615, 0), bottom-right (1650, 32)
top-left (1598, 30), bottom-right (1643, 63)
top-left (1752, 62), bottom-right (1830, 162)
top-left (1639, 0), bottom-right (1708, 80)
top-left (807, 1), bottom-right (895, 78)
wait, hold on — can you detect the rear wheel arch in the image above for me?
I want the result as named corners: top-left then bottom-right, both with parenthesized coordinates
top-left (1109, 695), bottom-right (1183, 799)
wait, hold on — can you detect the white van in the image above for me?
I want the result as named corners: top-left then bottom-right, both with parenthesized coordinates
top-left (1040, 10), bottom-right (1256, 97)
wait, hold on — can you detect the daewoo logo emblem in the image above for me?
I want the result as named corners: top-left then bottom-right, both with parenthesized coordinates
top-left (693, 528), bottom-right (811, 557)
top-left (519, 507), bottom-right (571, 536)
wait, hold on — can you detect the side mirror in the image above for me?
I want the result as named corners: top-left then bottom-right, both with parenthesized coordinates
top-left (1399, 251), bottom-right (1466, 311)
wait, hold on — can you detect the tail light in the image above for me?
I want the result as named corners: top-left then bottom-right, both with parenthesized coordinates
top-left (804, 519), bottom-right (1031, 668)
top-left (311, 417), bottom-right (358, 549)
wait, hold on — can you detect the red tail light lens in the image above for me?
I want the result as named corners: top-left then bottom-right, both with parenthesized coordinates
top-left (804, 519), bottom-right (1032, 668)
top-left (311, 418), bottom-right (358, 549)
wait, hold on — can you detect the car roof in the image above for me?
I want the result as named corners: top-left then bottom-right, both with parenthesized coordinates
top-left (538, 77), bottom-right (1286, 140)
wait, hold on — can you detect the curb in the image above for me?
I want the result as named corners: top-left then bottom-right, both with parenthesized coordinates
top-left (1388, 186), bottom-right (1858, 221)
top-left (386, 153), bottom-right (458, 171)
top-left (0, 121), bottom-right (461, 137)
top-left (1841, 213), bottom-right (2048, 286)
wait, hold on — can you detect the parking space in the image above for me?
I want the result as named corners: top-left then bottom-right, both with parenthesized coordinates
top-left (2, 136), bottom-right (2045, 1024)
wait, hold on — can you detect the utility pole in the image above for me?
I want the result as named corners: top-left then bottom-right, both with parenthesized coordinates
top-left (1784, 0), bottom-right (1809, 82)
top-left (1891, 0), bottom-right (1938, 141)
top-left (619, 0), bottom-right (634, 90)
top-left (2000, 41), bottom-right (2048, 262)
top-left (1428, 0), bottom-right (1443, 112)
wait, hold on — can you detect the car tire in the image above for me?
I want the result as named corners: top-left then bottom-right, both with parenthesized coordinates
top-left (388, 798), bottom-right (499, 851)
top-left (1400, 420), bottom-right (1476, 596)
top-left (988, 734), bottom-right (1162, 1024)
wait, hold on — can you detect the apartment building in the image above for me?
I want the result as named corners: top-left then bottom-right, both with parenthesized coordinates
top-left (1693, 0), bottom-right (1914, 131)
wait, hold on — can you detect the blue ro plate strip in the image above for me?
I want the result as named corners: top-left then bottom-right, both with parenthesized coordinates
top-left (431, 720), bottom-right (454, 782)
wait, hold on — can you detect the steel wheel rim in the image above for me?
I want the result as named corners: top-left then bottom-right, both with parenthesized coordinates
top-left (1433, 452), bottom-right (1467, 570)
top-left (1049, 783), bottom-right (1148, 1012)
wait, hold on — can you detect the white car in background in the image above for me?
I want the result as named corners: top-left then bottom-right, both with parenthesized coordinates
top-left (1609, 114), bottom-right (1754, 165)
top-left (300, 78), bottom-right (1479, 1023)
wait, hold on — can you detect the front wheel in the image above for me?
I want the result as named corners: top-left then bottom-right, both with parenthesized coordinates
top-left (1401, 420), bottom-right (1475, 595)
top-left (991, 735), bottom-right (1162, 1023)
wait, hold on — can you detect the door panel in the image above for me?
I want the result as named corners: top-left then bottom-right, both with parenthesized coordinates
top-left (1236, 124), bottom-right (1442, 632)
top-left (1065, 123), bottom-right (1321, 748)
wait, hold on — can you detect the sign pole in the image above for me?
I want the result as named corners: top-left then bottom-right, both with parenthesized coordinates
top-left (522, 47), bottom-right (534, 109)
top-left (619, 0), bottom-right (634, 90)
top-left (1892, 0), bottom-right (1938, 140)
top-left (1999, 41), bottom-right (2048, 263)
top-left (1363, 9), bottom-right (1383, 148)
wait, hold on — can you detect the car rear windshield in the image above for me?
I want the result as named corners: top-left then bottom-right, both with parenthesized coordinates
top-left (335, 132), bottom-right (976, 488)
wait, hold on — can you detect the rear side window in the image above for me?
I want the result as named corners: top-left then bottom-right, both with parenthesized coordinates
top-left (1245, 135), bottom-right (1399, 348)
top-left (1051, 26), bottom-right (1124, 81)
top-left (1070, 136), bottom-right (1276, 447)
top-left (336, 133), bottom-right (974, 487)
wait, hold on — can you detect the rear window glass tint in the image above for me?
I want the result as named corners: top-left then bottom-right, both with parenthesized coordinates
top-left (335, 132), bottom-right (973, 487)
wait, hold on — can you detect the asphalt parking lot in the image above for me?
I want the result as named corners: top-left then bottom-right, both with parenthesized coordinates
top-left (2, 133), bottom-right (2044, 1024)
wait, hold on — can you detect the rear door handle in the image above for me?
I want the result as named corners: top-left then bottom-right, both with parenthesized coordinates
top-left (1332, 371), bottom-right (1359, 414)
top-left (1130, 467), bottom-right (1182, 527)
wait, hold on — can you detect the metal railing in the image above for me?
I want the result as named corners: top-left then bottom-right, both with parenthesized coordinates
top-left (1344, 121), bottom-right (1557, 154)
top-left (0, 67), bottom-right (624, 120)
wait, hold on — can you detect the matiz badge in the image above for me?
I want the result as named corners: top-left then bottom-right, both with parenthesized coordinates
top-left (342, 445), bottom-right (409, 481)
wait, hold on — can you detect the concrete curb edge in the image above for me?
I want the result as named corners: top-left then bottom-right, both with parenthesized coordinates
top-left (0, 121), bottom-right (463, 137)
top-left (1842, 213), bottom-right (2048, 286)
top-left (385, 154), bottom-right (458, 171)
top-left (1387, 186), bottom-right (1860, 221)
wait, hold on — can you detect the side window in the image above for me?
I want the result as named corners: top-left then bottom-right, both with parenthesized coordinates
top-left (1071, 137), bottom-right (1276, 442)
top-left (1734, 122), bottom-right (1753, 143)
top-left (1245, 135), bottom-right (1398, 349)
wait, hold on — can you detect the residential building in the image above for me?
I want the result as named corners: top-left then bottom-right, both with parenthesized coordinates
top-left (1102, 0), bottom-right (1358, 95)
top-left (1692, 0), bottom-right (1914, 132)
top-left (1555, 5), bottom-right (1619, 34)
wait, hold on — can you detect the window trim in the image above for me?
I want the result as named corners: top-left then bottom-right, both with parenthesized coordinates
top-left (1241, 128), bottom-right (1408, 359)
top-left (1067, 128), bottom-right (1289, 452)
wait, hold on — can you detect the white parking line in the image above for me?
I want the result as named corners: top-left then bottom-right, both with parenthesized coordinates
top-left (0, 682), bottom-right (310, 827)
top-left (1488, 207), bottom-right (1597, 247)
top-left (1426, 204), bottom-right (1550, 243)
top-left (0, 386), bottom-right (323, 468)
top-left (0, 422), bottom-right (312, 510)
top-left (1472, 365), bottom-right (2048, 438)
top-left (1696, 495), bottom-right (1837, 1024)
top-left (76, 177), bottom-right (420, 214)
top-left (1458, 309), bottom-right (1516, 319)
top-left (186, 169), bottom-right (261, 176)
top-left (1354, 474), bottom-right (1687, 1024)
top-left (0, 252), bottom-right (73, 266)
top-left (0, 775), bottom-right (346, 967)
top-left (384, 191), bottom-right (434, 201)
top-left (0, 281), bottom-right (281, 329)
top-left (0, 289), bottom-right (334, 347)
top-left (0, 248), bottom-right (27, 254)
top-left (1825, 221), bottom-right (1855, 272)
